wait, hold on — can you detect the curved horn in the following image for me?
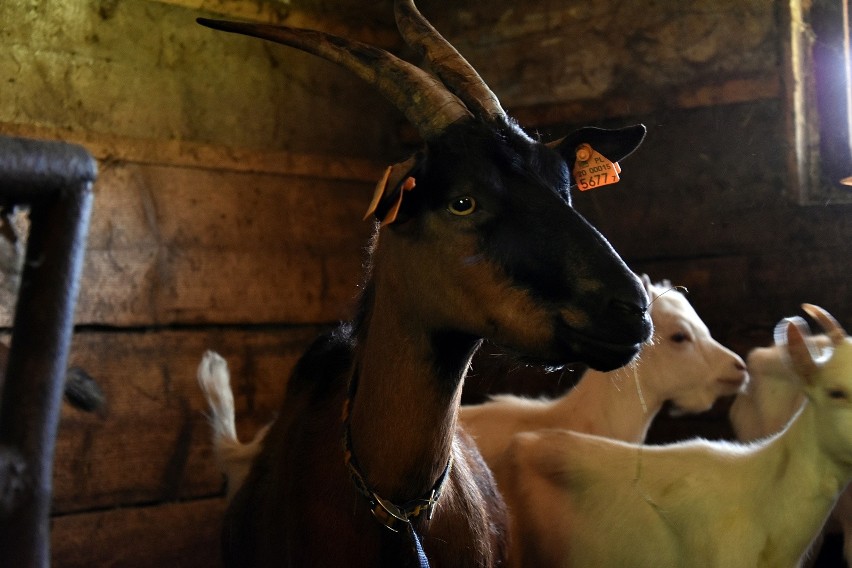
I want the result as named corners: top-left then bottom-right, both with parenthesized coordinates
top-left (394, 0), bottom-right (506, 121)
top-left (780, 317), bottom-right (820, 381)
top-left (801, 303), bottom-right (847, 345)
top-left (197, 18), bottom-right (471, 140)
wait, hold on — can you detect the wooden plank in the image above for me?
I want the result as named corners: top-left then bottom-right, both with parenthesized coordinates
top-left (79, 162), bottom-right (373, 325)
top-left (52, 498), bottom-right (225, 568)
top-left (77, 247), bottom-right (364, 326)
top-left (420, 0), bottom-right (778, 110)
top-left (510, 75), bottom-right (781, 128)
top-left (0, 159), bottom-right (376, 327)
top-left (86, 163), bottom-right (374, 251)
top-left (52, 327), bottom-right (322, 514)
top-left (0, 122), bottom-right (385, 183)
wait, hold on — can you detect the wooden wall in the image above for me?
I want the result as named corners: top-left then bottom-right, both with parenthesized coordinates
top-left (1, 0), bottom-right (397, 565)
top-left (2, 0), bottom-right (851, 565)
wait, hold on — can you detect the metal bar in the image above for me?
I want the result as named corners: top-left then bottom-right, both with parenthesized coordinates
top-left (0, 135), bottom-right (96, 568)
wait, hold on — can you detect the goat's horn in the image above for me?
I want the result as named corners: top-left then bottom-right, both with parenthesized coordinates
top-left (801, 303), bottom-right (847, 345)
top-left (197, 18), bottom-right (471, 140)
top-left (781, 317), bottom-right (820, 381)
top-left (394, 0), bottom-right (506, 121)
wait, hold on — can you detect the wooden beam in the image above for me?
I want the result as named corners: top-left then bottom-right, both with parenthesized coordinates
top-left (509, 75), bottom-right (782, 129)
top-left (52, 498), bottom-right (225, 567)
top-left (0, 123), bottom-right (384, 182)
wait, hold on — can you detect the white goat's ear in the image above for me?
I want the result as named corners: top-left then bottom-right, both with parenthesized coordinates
top-left (640, 273), bottom-right (653, 295)
top-left (778, 317), bottom-right (820, 383)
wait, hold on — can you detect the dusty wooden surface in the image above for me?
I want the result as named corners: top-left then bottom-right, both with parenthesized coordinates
top-left (0, 0), bottom-right (401, 160)
top-left (1, 0), bottom-right (850, 565)
top-left (418, 0), bottom-right (778, 114)
top-left (77, 160), bottom-right (372, 326)
top-left (52, 498), bottom-right (225, 568)
top-left (2, 1), bottom-right (388, 563)
top-left (0, 126), bottom-right (380, 327)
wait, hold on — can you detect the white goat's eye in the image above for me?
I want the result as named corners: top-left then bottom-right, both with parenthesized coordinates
top-left (448, 196), bottom-right (477, 216)
top-left (671, 332), bottom-right (690, 343)
top-left (827, 388), bottom-right (849, 401)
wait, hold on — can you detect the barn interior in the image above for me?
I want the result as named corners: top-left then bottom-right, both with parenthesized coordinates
top-left (2, 0), bottom-right (852, 565)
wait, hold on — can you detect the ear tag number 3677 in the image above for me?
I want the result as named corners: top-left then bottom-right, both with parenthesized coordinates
top-left (572, 143), bottom-right (621, 191)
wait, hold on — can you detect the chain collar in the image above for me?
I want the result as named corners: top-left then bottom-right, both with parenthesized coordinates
top-left (341, 373), bottom-right (454, 533)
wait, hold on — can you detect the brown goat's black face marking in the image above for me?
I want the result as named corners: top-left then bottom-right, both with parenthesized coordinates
top-left (385, 119), bottom-right (651, 371)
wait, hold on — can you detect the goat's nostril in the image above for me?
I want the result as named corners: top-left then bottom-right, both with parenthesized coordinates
top-left (610, 298), bottom-right (646, 317)
top-left (605, 297), bottom-right (654, 344)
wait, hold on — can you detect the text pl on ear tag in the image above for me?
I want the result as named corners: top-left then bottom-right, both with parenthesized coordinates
top-left (573, 143), bottom-right (621, 191)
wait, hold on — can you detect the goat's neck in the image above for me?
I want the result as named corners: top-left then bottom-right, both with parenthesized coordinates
top-left (741, 383), bottom-right (805, 439)
top-left (751, 403), bottom-right (850, 554)
top-left (347, 275), bottom-right (476, 504)
top-left (764, 402), bottom-right (852, 485)
top-left (556, 365), bottom-right (664, 443)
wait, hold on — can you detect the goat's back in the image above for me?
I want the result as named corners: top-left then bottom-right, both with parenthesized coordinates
top-left (221, 327), bottom-right (507, 567)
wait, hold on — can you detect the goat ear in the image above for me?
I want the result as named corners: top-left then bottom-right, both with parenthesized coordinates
top-left (549, 124), bottom-right (647, 170)
top-left (364, 154), bottom-right (422, 226)
top-left (777, 316), bottom-right (820, 383)
top-left (639, 273), bottom-right (654, 297)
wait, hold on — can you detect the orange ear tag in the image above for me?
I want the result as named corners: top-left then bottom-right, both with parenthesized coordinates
top-left (572, 143), bottom-right (621, 191)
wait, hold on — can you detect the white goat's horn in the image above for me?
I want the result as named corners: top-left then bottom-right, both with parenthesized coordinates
top-left (802, 303), bottom-right (846, 345)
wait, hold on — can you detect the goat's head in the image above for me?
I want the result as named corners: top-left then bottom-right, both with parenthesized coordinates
top-left (637, 277), bottom-right (747, 414)
top-left (778, 304), bottom-right (852, 458)
top-left (198, 0), bottom-right (652, 371)
top-left (730, 307), bottom-right (833, 440)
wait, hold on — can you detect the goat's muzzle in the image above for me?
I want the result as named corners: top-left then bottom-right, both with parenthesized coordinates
top-left (556, 323), bottom-right (647, 372)
top-left (555, 289), bottom-right (653, 372)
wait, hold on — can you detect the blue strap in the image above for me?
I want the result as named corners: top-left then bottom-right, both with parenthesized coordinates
top-left (409, 525), bottom-right (430, 568)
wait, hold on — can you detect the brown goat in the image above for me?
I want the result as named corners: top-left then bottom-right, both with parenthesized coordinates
top-left (198, 2), bottom-right (653, 566)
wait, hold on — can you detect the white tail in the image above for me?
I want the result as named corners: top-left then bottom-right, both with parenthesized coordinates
top-left (197, 350), bottom-right (267, 502)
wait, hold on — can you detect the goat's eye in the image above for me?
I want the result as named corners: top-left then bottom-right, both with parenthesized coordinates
top-left (827, 388), bottom-right (849, 401)
top-left (448, 196), bottom-right (477, 216)
top-left (671, 331), bottom-right (690, 343)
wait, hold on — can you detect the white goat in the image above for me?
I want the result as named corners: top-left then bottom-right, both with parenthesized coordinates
top-left (729, 306), bottom-right (846, 564)
top-left (729, 307), bottom-right (833, 440)
top-left (494, 305), bottom-right (852, 568)
top-left (461, 275), bottom-right (747, 464)
top-left (197, 351), bottom-right (269, 502)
